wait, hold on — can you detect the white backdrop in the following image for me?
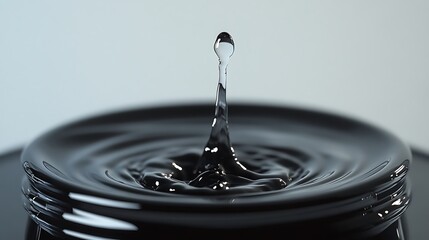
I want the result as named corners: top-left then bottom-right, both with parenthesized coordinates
top-left (1, 1), bottom-right (428, 152)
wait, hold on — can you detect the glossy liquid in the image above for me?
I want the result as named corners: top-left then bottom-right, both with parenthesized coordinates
top-left (139, 32), bottom-right (288, 194)
top-left (21, 32), bottom-right (412, 239)
top-left (22, 104), bottom-right (411, 239)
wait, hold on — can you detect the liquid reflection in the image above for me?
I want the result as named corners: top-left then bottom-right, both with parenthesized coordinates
top-left (62, 209), bottom-right (137, 230)
top-left (69, 193), bottom-right (139, 209)
top-left (21, 103), bottom-right (412, 239)
top-left (25, 215), bottom-right (409, 239)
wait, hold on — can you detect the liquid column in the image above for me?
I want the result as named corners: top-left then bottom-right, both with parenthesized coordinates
top-left (192, 32), bottom-right (257, 189)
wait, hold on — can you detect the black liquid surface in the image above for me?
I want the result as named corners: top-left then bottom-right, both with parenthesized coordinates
top-left (5, 146), bottom-right (429, 239)
top-left (21, 104), bottom-right (411, 239)
top-left (140, 33), bottom-right (289, 195)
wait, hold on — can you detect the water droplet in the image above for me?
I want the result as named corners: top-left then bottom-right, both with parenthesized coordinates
top-left (214, 32), bottom-right (234, 89)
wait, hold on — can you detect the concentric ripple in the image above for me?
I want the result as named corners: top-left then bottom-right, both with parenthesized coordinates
top-left (21, 104), bottom-right (412, 239)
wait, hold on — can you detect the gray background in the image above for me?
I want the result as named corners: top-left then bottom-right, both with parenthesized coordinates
top-left (1, 1), bottom-right (428, 153)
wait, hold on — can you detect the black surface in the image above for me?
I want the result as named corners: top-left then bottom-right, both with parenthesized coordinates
top-left (0, 148), bottom-right (27, 240)
top-left (1, 147), bottom-right (428, 239)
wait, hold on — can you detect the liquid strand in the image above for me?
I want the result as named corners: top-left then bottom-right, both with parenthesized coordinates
top-left (193, 32), bottom-right (236, 178)
top-left (190, 32), bottom-right (288, 191)
top-left (132, 32), bottom-right (289, 193)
